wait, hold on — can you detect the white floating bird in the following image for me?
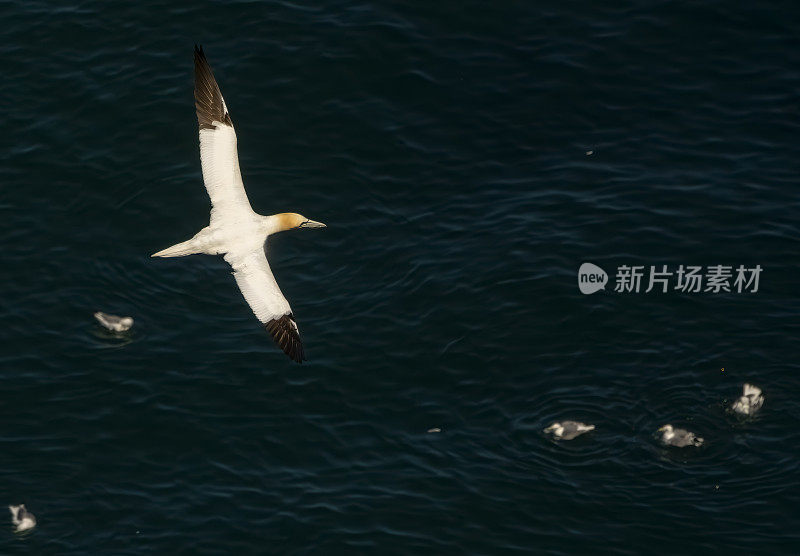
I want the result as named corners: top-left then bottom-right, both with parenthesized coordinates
top-left (657, 424), bottom-right (703, 447)
top-left (152, 46), bottom-right (326, 363)
top-left (543, 421), bottom-right (595, 440)
top-left (731, 383), bottom-right (764, 416)
top-left (8, 504), bottom-right (36, 532)
top-left (94, 311), bottom-right (134, 332)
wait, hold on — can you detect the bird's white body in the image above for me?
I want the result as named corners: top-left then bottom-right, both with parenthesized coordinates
top-left (8, 505), bottom-right (36, 532)
top-left (658, 424), bottom-right (703, 447)
top-left (151, 47), bottom-right (325, 363)
top-left (544, 421), bottom-right (595, 440)
top-left (731, 383), bottom-right (764, 416)
top-left (161, 216), bottom-right (277, 257)
top-left (93, 311), bottom-right (134, 332)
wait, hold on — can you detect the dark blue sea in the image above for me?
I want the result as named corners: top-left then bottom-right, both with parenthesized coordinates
top-left (2, 1), bottom-right (799, 553)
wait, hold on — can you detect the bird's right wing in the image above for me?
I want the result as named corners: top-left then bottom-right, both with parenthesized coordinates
top-left (194, 45), bottom-right (254, 222)
top-left (224, 248), bottom-right (306, 363)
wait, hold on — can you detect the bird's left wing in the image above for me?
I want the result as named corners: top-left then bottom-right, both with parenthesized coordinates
top-left (224, 248), bottom-right (306, 363)
top-left (194, 45), bottom-right (254, 222)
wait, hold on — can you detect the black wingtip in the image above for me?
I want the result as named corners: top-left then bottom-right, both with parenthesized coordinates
top-left (265, 314), bottom-right (306, 364)
top-left (193, 44), bottom-right (233, 130)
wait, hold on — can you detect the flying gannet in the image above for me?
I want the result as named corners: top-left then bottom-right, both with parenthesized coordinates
top-left (543, 421), bottom-right (595, 440)
top-left (657, 424), bottom-right (703, 447)
top-left (152, 46), bottom-right (326, 363)
top-left (94, 311), bottom-right (134, 332)
top-left (731, 383), bottom-right (764, 416)
top-left (8, 504), bottom-right (36, 532)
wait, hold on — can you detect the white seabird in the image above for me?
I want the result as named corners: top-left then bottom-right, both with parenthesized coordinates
top-left (543, 421), bottom-right (595, 440)
top-left (94, 311), bottom-right (134, 332)
top-left (8, 504), bottom-right (36, 532)
top-left (731, 383), bottom-right (764, 416)
top-left (152, 46), bottom-right (326, 363)
top-left (657, 424), bottom-right (703, 447)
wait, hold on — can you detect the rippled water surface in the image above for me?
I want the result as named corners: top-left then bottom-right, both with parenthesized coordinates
top-left (2, 1), bottom-right (799, 554)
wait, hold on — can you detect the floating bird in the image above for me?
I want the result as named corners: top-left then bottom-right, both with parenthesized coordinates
top-left (94, 311), bottom-right (134, 332)
top-left (152, 46), bottom-right (326, 363)
top-left (8, 504), bottom-right (36, 532)
top-left (543, 421), bottom-right (595, 440)
top-left (657, 424), bottom-right (703, 447)
top-left (731, 383), bottom-right (764, 416)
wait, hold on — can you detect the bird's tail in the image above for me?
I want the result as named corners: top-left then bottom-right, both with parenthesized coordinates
top-left (579, 424), bottom-right (596, 432)
top-left (694, 436), bottom-right (704, 447)
top-left (151, 238), bottom-right (199, 258)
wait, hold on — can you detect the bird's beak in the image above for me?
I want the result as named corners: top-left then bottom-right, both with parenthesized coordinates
top-left (300, 219), bottom-right (326, 229)
top-left (657, 426), bottom-right (666, 432)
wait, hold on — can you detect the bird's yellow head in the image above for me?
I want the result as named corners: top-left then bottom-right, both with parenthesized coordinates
top-left (274, 213), bottom-right (327, 232)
